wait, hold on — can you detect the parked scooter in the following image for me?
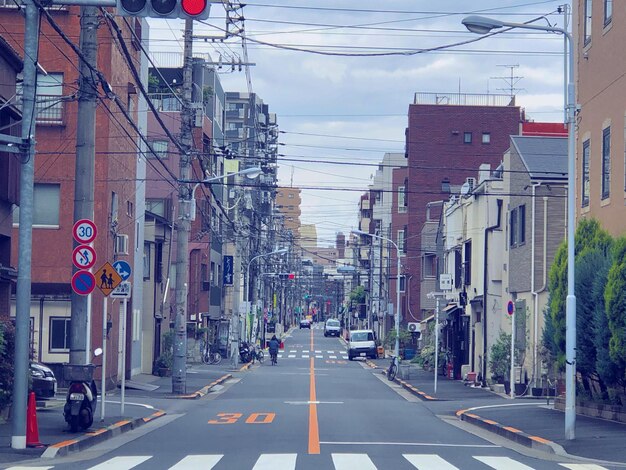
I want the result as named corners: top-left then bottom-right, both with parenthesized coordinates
top-left (63, 348), bottom-right (102, 432)
top-left (239, 341), bottom-right (252, 363)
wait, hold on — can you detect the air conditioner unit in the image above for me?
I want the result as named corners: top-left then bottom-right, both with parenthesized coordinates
top-left (407, 322), bottom-right (419, 333)
top-left (114, 234), bottom-right (129, 255)
top-left (466, 177), bottom-right (476, 191)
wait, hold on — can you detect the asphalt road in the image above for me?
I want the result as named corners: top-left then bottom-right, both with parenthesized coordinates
top-left (10, 327), bottom-right (621, 469)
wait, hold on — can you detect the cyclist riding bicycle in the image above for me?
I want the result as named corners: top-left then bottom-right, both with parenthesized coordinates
top-left (268, 335), bottom-right (280, 364)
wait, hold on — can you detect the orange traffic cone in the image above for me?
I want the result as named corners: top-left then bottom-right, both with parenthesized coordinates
top-left (26, 391), bottom-right (44, 448)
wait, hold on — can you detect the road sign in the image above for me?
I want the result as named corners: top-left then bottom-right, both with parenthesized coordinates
top-left (111, 281), bottom-right (132, 299)
top-left (507, 300), bottom-right (515, 316)
top-left (113, 260), bottom-right (132, 281)
top-left (223, 255), bottom-right (233, 285)
top-left (439, 273), bottom-right (453, 291)
top-left (73, 219), bottom-right (97, 244)
top-left (95, 262), bottom-right (123, 296)
top-left (72, 245), bottom-right (97, 270)
top-left (72, 270), bottom-right (96, 296)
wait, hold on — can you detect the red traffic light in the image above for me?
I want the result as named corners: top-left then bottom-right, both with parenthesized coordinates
top-left (288, 273), bottom-right (295, 280)
top-left (181, 0), bottom-right (206, 16)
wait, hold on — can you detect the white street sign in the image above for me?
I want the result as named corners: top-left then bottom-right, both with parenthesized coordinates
top-left (439, 273), bottom-right (453, 291)
top-left (111, 281), bottom-right (131, 299)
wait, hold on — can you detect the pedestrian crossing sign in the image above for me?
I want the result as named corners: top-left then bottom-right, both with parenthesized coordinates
top-left (95, 261), bottom-right (123, 296)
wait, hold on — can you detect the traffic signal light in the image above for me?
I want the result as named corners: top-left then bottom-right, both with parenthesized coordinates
top-left (117, 0), bottom-right (211, 19)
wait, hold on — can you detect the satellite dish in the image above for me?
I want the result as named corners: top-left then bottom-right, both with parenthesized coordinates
top-left (460, 182), bottom-right (470, 196)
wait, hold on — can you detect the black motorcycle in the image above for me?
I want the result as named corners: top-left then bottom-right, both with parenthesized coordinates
top-left (63, 348), bottom-right (102, 432)
top-left (239, 342), bottom-right (252, 363)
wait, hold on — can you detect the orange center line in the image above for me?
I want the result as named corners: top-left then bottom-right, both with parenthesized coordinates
top-left (308, 329), bottom-right (320, 454)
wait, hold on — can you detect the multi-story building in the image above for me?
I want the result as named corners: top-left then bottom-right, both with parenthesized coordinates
top-left (574, 1), bottom-right (626, 235)
top-left (405, 93), bottom-right (521, 322)
top-left (0, 37), bottom-right (21, 317)
top-left (2, 11), bottom-right (144, 382)
top-left (276, 186), bottom-right (301, 242)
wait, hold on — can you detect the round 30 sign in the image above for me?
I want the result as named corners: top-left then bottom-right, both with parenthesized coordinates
top-left (73, 219), bottom-right (97, 244)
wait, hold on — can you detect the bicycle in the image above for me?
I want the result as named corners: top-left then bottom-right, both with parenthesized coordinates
top-left (250, 346), bottom-right (264, 364)
top-left (387, 355), bottom-right (399, 381)
top-left (270, 350), bottom-right (278, 366)
top-left (201, 346), bottom-right (222, 365)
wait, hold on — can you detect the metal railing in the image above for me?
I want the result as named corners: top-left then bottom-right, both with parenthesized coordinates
top-left (147, 93), bottom-right (182, 112)
top-left (413, 92), bottom-right (515, 107)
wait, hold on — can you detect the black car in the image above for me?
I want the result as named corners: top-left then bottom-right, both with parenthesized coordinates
top-left (299, 318), bottom-right (311, 329)
top-left (30, 363), bottom-right (57, 399)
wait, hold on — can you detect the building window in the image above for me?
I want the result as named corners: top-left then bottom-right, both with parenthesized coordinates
top-left (464, 240), bottom-right (472, 286)
top-left (582, 139), bottom-right (590, 206)
top-left (463, 132), bottom-right (472, 144)
top-left (509, 205), bottom-right (526, 247)
top-left (143, 243), bottom-right (151, 280)
top-left (17, 72), bottom-right (64, 124)
top-left (602, 126), bottom-right (611, 199)
top-left (454, 249), bottom-right (462, 288)
top-left (12, 183), bottom-right (61, 227)
top-left (584, 0), bottom-right (592, 45)
top-left (422, 254), bottom-right (436, 278)
top-left (49, 317), bottom-right (71, 352)
top-left (397, 229), bottom-right (406, 255)
top-left (399, 275), bottom-right (406, 293)
top-left (150, 140), bottom-right (168, 159)
top-left (604, 0), bottom-right (612, 26)
top-left (397, 186), bottom-right (406, 213)
top-left (482, 132), bottom-right (491, 144)
top-left (127, 200), bottom-right (134, 217)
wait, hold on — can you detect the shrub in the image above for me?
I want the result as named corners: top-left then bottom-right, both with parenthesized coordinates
top-left (0, 321), bottom-right (16, 411)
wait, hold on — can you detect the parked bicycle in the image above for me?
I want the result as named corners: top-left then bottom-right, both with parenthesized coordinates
top-left (250, 345), bottom-right (265, 364)
top-left (201, 345), bottom-right (222, 365)
top-left (387, 355), bottom-right (399, 381)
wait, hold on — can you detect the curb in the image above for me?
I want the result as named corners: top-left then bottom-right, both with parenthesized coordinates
top-left (41, 410), bottom-right (166, 459)
top-left (379, 369), bottom-right (438, 401)
top-left (456, 408), bottom-right (561, 455)
top-left (172, 373), bottom-right (233, 399)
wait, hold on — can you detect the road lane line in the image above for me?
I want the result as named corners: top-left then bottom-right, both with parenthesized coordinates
top-left (308, 328), bottom-right (320, 454)
top-left (319, 441), bottom-right (499, 448)
top-left (169, 455), bottom-right (223, 469)
top-left (474, 456), bottom-right (534, 469)
top-left (87, 456), bottom-right (152, 469)
top-left (560, 465), bottom-right (611, 470)
top-left (404, 454), bottom-right (459, 469)
top-left (331, 454), bottom-right (376, 470)
top-left (252, 454), bottom-right (297, 469)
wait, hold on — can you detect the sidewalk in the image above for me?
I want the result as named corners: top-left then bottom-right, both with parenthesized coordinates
top-left (367, 357), bottom-right (626, 464)
top-left (0, 363), bottom-right (236, 466)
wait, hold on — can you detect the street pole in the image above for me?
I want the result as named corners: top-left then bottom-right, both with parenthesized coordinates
top-left (395, 245), bottom-right (400, 358)
top-left (434, 296), bottom-right (439, 394)
top-left (172, 19), bottom-right (194, 394)
top-left (11, 0), bottom-right (40, 449)
top-left (70, 5), bottom-right (98, 366)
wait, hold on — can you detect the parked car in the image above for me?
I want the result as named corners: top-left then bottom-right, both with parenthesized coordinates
top-left (324, 319), bottom-right (341, 337)
top-left (299, 318), bottom-right (311, 329)
top-left (347, 329), bottom-right (377, 360)
top-left (30, 362), bottom-right (57, 399)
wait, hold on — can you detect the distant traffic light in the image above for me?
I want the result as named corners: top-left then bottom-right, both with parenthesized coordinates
top-left (278, 273), bottom-right (296, 281)
top-left (117, 0), bottom-right (211, 19)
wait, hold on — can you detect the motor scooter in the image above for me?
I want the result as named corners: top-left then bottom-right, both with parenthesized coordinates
top-left (239, 342), bottom-right (252, 363)
top-left (63, 348), bottom-right (102, 432)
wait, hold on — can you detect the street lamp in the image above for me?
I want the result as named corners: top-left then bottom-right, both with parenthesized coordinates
top-left (189, 166), bottom-right (263, 220)
top-left (352, 229), bottom-right (402, 358)
top-left (463, 15), bottom-right (577, 440)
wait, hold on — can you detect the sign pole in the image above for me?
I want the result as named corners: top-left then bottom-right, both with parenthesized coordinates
top-left (121, 297), bottom-right (127, 415)
top-left (101, 297), bottom-right (107, 421)
top-left (434, 296), bottom-right (440, 395)
top-left (509, 301), bottom-right (516, 399)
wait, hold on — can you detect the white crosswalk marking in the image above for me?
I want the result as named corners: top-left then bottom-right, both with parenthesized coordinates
top-left (560, 465), bottom-right (611, 470)
top-left (5, 467), bottom-right (54, 470)
top-left (342, 356), bottom-right (348, 359)
top-left (168, 455), bottom-right (222, 469)
top-left (88, 456), bottom-right (152, 470)
top-left (329, 355), bottom-right (337, 359)
top-left (316, 355), bottom-right (323, 358)
top-left (474, 456), bottom-right (535, 470)
top-left (252, 453), bottom-right (297, 469)
top-left (404, 453), bottom-right (459, 469)
top-left (331, 453), bottom-right (377, 470)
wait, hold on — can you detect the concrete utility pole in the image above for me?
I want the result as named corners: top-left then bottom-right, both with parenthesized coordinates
top-left (172, 19), bottom-right (194, 394)
top-left (70, 6), bottom-right (99, 366)
top-left (11, 0), bottom-right (40, 450)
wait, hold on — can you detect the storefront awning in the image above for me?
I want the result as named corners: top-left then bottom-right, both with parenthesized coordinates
top-left (441, 304), bottom-right (460, 314)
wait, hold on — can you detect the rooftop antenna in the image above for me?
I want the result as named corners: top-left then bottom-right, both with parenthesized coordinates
top-left (491, 64), bottom-right (524, 99)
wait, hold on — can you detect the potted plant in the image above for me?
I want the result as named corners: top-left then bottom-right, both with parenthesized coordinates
top-left (489, 331), bottom-right (511, 393)
top-left (154, 330), bottom-right (175, 377)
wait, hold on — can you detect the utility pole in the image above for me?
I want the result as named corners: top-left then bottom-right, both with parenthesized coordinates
top-left (11, 0), bottom-right (40, 450)
top-left (172, 19), bottom-right (194, 394)
top-left (70, 6), bottom-right (98, 366)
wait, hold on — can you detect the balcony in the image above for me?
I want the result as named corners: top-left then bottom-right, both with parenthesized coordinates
top-left (147, 93), bottom-right (182, 112)
top-left (413, 92), bottom-right (514, 107)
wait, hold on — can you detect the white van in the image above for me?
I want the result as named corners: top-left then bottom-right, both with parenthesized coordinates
top-left (347, 329), bottom-right (377, 360)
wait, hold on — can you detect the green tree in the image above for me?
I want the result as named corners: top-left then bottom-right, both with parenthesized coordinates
top-left (349, 286), bottom-right (366, 304)
top-left (0, 321), bottom-right (16, 410)
top-left (605, 237), bottom-right (626, 378)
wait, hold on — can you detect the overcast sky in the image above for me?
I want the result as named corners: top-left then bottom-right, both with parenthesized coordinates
top-left (149, 0), bottom-right (569, 247)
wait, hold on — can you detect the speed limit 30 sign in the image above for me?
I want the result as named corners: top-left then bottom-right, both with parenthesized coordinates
top-left (73, 219), bottom-right (97, 244)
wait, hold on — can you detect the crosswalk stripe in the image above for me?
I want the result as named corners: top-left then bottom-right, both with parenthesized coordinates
top-left (5, 467), bottom-right (54, 470)
top-left (474, 456), bottom-right (534, 470)
top-left (252, 453), bottom-right (297, 470)
top-left (168, 455), bottom-right (223, 469)
top-left (87, 456), bottom-right (152, 470)
top-left (331, 453), bottom-right (376, 470)
top-left (404, 453), bottom-right (459, 469)
top-left (560, 465), bottom-right (610, 470)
